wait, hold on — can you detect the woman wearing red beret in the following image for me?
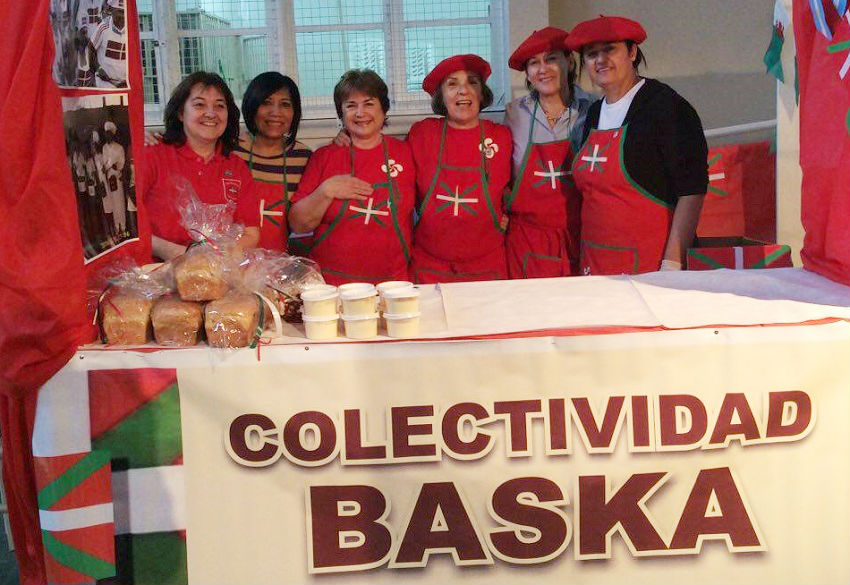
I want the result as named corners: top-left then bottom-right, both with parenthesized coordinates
top-left (503, 27), bottom-right (597, 278)
top-left (568, 16), bottom-right (708, 275)
top-left (408, 54), bottom-right (513, 283)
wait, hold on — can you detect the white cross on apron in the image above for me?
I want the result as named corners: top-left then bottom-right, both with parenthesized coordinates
top-left (436, 185), bottom-right (479, 217)
top-left (350, 197), bottom-right (390, 225)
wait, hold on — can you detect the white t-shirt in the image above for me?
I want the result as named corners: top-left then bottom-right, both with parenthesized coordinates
top-left (597, 78), bottom-right (646, 130)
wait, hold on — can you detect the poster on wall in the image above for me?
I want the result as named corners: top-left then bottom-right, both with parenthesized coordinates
top-left (62, 94), bottom-right (138, 262)
top-left (50, 0), bottom-right (130, 89)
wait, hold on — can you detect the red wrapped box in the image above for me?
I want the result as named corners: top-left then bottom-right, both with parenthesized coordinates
top-left (687, 237), bottom-right (793, 270)
top-left (697, 141), bottom-right (776, 242)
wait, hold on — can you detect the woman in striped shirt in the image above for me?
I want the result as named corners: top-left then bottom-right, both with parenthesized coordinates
top-left (233, 71), bottom-right (312, 252)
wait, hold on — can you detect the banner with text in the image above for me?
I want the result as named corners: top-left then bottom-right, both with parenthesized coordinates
top-left (176, 326), bottom-right (850, 584)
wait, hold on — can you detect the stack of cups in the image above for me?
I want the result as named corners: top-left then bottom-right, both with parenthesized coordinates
top-left (378, 281), bottom-right (421, 338)
top-left (339, 283), bottom-right (379, 339)
top-left (300, 284), bottom-right (339, 340)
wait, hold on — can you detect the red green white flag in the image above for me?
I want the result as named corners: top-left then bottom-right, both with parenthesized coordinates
top-left (765, 0), bottom-right (792, 81)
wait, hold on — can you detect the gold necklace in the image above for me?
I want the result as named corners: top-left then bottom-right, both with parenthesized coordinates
top-left (540, 103), bottom-right (565, 126)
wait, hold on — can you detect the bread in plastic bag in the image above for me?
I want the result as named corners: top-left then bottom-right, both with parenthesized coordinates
top-left (94, 260), bottom-right (173, 345)
top-left (204, 293), bottom-right (261, 348)
top-left (171, 182), bottom-right (244, 301)
top-left (151, 296), bottom-right (204, 346)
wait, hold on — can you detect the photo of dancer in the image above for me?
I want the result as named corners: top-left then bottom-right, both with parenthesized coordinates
top-left (62, 95), bottom-right (137, 260)
top-left (49, 0), bottom-right (129, 89)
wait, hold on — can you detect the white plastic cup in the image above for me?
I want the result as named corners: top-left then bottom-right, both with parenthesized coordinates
top-left (382, 286), bottom-right (420, 315)
top-left (376, 280), bottom-right (414, 311)
top-left (301, 287), bottom-right (339, 317)
top-left (302, 283), bottom-right (337, 294)
top-left (341, 312), bottom-right (379, 339)
top-left (337, 282), bottom-right (375, 294)
top-left (340, 286), bottom-right (378, 316)
top-left (302, 313), bottom-right (339, 340)
top-left (383, 312), bottom-right (421, 338)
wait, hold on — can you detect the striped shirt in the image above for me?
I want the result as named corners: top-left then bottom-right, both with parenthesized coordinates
top-left (233, 135), bottom-right (312, 196)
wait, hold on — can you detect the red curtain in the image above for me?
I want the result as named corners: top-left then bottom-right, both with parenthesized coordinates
top-left (0, 0), bottom-right (87, 581)
top-left (794, 0), bottom-right (850, 285)
top-left (1, 0), bottom-right (149, 582)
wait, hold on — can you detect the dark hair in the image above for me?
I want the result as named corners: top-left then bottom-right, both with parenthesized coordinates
top-left (333, 69), bottom-right (390, 120)
top-left (162, 71), bottom-right (241, 156)
top-left (525, 50), bottom-right (578, 109)
top-left (625, 41), bottom-right (647, 70)
top-left (430, 73), bottom-right (494, 117)
top-left (242, 71), bottom-right (302, 148)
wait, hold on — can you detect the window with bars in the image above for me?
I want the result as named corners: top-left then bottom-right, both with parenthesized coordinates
top-left (137, 0), bottom-right (507, 125)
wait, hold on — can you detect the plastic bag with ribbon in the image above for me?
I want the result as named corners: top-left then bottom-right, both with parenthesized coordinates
top-left (240, 249), bottom-right (326, 324)
top-left (171, 180), bottom-right (244, 302)
top-left (90, 258), bottom-right (174, 345)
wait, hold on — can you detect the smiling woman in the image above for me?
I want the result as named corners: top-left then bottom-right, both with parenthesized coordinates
top-left (289, 70), bottom-right (415, 285)
top-left (567, 16), bottom-right (708, 276)
top-left (408, 54), bottom-right (512, 283)
top-left (232, 72), bottom-right (312, 252)
top-left (141, 71), bottom-right (261, 261)
top-left (502, 27), bottom-right (597, 280)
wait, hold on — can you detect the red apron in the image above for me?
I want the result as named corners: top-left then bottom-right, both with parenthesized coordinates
top-left (505, 100), bottom-right (579, 278)
top-left (309, 139), bottom-right (411, 285)
top-left (571, 124), bottom-right (673, 275)
top-left (412, 119), bottom-right (506, 283)
top-left (246, 137), bottom-right (291, 252)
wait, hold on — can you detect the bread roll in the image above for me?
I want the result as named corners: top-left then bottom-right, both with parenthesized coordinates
top-left (204, 294), bottom-right (260, 348)
top-left (174, 248), bottom-right (230, 301)
top-left (102, 293), bottom-right (152, 345)
top-left (151, 298), bottom-right (204, 347)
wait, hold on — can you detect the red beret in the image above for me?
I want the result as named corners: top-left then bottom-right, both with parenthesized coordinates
top-left (565, 15), bottom-right (647, 51)
top-left (422, 54), bottom-right (492, 95)
top-left (508, 27), bottom-right (569, 71)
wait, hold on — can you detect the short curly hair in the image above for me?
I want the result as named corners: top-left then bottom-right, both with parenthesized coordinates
top-left (333, 69), bottom-right (390, 120)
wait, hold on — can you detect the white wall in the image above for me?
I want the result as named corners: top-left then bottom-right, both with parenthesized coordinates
top-left (775, 0), bottom-right (803, 265)
top-left (549, 0), bottom-right (776, 132)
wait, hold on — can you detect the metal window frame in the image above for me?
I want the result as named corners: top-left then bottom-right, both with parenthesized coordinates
top-left (142, 0), bottom-right (507, 125)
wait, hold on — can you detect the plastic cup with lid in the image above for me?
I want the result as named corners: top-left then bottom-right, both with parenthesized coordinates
top-left (340, 285), bottom-right (378, 316)
top-left (381, 286), bottom-right (420, 315)
top-left (383, 311), bottom-right (420, 338)
top-left (301, 286), bottom-right (339, 318)
top-left (302, 313), bottom-right (339, 340)
top-left (376, 280), bottom-right (414, 311)
top-left (341, 312), bottom-right (379, 339)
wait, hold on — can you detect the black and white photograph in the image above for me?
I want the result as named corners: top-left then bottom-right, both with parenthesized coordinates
top-left (50, 0), bottom-right (129, 89)
top-left (62, 94), bottom-right (138, 261)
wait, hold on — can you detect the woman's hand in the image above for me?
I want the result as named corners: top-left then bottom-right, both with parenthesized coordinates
top-left (144, 130), bottom-right (163, 146)
top-left (151, 235), bottom-right (187, 262)
top-left (289, 175), bottom-right (373, 233)
top-left (317, 174), bottom-right (372, 201)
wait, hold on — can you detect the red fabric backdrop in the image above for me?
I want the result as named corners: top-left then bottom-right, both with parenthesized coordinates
top-left (0, 1), bottom-right (149, 582)
top-left (794, 0), bottom-right (850, 284)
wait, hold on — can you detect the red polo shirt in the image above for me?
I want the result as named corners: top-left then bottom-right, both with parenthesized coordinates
top-left (142, 142), bottom-right (260, 245)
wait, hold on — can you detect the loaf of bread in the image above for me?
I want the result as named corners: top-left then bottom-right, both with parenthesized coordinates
top-left (204, 293), bottom-right (260, 348)
top-left (102, 293), bottom-right (153, 345)
top-left (174, 247), bottom-right (231, 301)
top-left (151, 297), bottom-right (204, 346)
